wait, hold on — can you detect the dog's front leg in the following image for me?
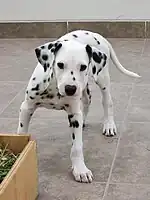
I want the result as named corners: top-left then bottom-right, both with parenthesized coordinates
top-left (67, 99), bottom-right (93, 183)
top-left (17, 100), bottom-right (36, 134)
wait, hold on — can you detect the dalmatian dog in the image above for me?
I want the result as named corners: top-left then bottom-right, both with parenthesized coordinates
top-left (17, 30), bottom-right (140, 183)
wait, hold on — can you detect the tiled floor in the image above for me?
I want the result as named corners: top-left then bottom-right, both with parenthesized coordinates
top-left (0, 38), bottom-right (150, 199)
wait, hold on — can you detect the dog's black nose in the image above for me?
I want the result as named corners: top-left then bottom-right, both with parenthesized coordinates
top-left (65, 85), bottom-right (77, 96)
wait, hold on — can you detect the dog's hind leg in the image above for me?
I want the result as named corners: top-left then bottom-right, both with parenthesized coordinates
top-left (17, 100), bottom-right (36, 134)
top-left (94, 65), bottom-right (117, 137)
top-left (82, 83), bottom-right (91, 128)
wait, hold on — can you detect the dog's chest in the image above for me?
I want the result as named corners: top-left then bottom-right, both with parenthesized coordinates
top-left (36, 80), bottom-right (66, 110)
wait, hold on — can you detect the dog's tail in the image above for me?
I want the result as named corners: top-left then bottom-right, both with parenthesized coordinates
top-left (108, 42), bottom-right (141, 78)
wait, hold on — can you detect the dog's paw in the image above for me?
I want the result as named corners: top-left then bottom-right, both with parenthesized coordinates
top-left (103, 120), bottom-right (117, 137)
top-left (72, 162), bottom-right (93, 183)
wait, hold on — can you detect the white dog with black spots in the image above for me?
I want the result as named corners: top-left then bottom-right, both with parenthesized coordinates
top-left (17, 30), bottom-right (140, 183)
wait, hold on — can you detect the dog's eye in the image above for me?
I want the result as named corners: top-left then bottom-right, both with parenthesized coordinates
top-left (80, 64), bottom-right (87, 71)
top-left (57, 62), bottom-right (64, 69)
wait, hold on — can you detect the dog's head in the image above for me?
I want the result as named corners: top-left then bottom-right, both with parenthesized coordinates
top-left (35, 40), bottom-right (102, 97)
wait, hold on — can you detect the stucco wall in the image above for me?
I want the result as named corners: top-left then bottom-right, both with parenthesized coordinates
top-left (0, 0), bottom-right (149, 22)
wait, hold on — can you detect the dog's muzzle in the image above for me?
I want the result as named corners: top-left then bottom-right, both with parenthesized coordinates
top-left (65, 85), bottom-right (77, 96)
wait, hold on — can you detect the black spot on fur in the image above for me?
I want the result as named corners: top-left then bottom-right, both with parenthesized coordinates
top-left (57, 62), bottom-right (64, 69)
top-left (94, 37), bottom-right (100, 45)
top-left (36, 92), bottom-right (39, 95)
top-left (97, 68), bottom-right (102, 75)
top-left (64, 104), bottom-right (69, 107)
top-left (73, 77), bottom-right (76, 81)
top-left (51, 48), bottom-right (55, 53)
top-left (43, 63), bottom-right (47, 72)
top-left (46, 94), bottom-right (50, 98)
top-left (87, 87), bottom-right (90, 95)
top-left (20, 123), bottom-right (23, 127)
top-left (64, 39), bottom-right (68, 41)
top-left (48, 43), bottom-right (53, 50)
top-left (53, 43), bottom-right (62, 54)
top-left (57, 92), bottom-right (62, 99)
top-left (92, 52), bottom-right (101, 63)
top-left (61, 106), bottom-right (65, 110)
top-left (102, 87), bottom-right (106, 90)
top-left (42, 54), bottom-right (48, 61)
top-left (36, 102), bottom-right (41, 106)
top-left (102, 54), bottom-right (107, 67)
top-left (35, 48), bottom-right (41, 58)
top-left (49, 94), bottom-right (54, 99)
top-left (30, 113), bottom-right (33, 116)
top-left (40, 89), bottom-right (48, 96)
top-left (31, 84), bottom-right (39, 91)
top-left (43, 79), bottom-right (46, 83)
top-left (51, 73), bottom-right (53, 78)
top-left (54, 42), bottom-right (59, 47)
top-left (72, 120), bottom-right (79, 128)
top-left (80, 64), bottom-right (87, 71)
top-left (92, 66), bottom-right (96, 74)
top-left (32, 77), bottom-right (36, 80)
top-left (41, 96), bottom-right (44, 99)
top-left (103, 54), bottom-right (107, 60)
top-left (26, 90), bottom-right (28, 94)
top-left (49, 103), bottom-right (54, 106)
top-left (41, 46), bottom-right (45, 49)
top-left (73, 34), bottom-right (78, 38)
top-left (30, 96), bottom-right (34, 100)
top-left (47, 63), bottom-right (50, 68)
top-left (86, 45), bottom-right (92, 60)
top-left (103, 60), bottom-right (106, 67)
top-left (68, 114), bottom-right (74, 119)
top-left (48, 77), bottom-right (50, 82)
top-left (68, 114), bottom-right (74, 127)
top-left (71, 71), bottom-right (73, 75)
top-left (72, 133), bottom-right (75, 140)
top-left (85, 32), bottom-right (89, 35)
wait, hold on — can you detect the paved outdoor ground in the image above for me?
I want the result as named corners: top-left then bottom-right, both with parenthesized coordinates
top-left (0, 38), bottom-right (150, 199)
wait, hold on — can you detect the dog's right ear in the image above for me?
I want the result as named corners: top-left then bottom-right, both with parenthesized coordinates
top-left (35, 42), bottom-right (56, 72)
top-left (35, 42), bottom-right (54, 65)
top-left (34, 41), bottom-right (63, 72)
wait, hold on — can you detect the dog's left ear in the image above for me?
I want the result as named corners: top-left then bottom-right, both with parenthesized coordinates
top-left (86, 44), bottom-right (107, 65)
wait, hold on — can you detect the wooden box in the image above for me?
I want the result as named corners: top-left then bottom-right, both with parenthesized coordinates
top-left (0, 134), bottom-right (38, 200)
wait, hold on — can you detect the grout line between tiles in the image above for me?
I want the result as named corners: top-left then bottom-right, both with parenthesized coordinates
top-left (67, 21), bottom-right (69, 33)
top-left (144, 21), bottom-right (146, 38)
top-left (122, 121), bottom-right (150, 124)
top-left (0, 81), bottom-right (28, 84)
top-left (109, 182), bottom-right (150, 186)
top-left (0, 117), bottom-right (123, 125)
top-left (102, 38), bottom-right (146, 200)
top-left (0, 85), bottom-right (26, 117)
